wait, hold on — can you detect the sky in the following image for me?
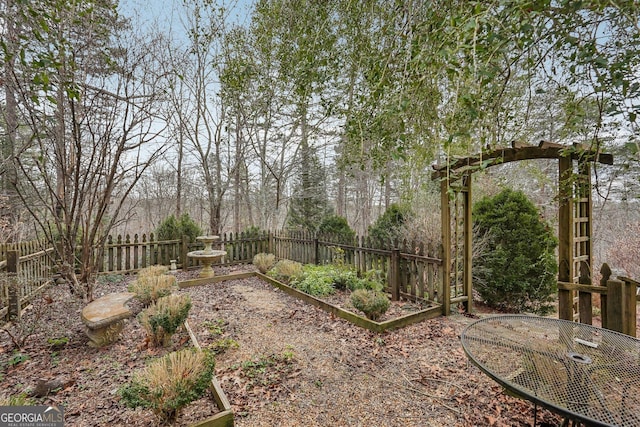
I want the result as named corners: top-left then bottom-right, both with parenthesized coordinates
top-left (118, 0), bottom-right (255, 35)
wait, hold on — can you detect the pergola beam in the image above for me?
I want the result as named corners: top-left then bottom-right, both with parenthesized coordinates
top-left (432, 141), bottom-right (613, 179)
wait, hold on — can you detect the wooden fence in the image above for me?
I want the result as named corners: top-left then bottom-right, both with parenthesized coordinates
top-left (272, 231), bottom-right (443, 304)
top-left (98, 231), bottom-right (443, 306)
top-left (4, 232), bottom-right (638, 335)
top-left (557, 262), bottom-right (640, 337)
top-left (0, 248), bottom-right (56, 322)
top-left (99, 232), bottom-right (271, 274)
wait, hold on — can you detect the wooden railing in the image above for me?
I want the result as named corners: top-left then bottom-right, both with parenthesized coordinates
top-left (0, 248), bottom-right (56, 321)
top-left (557, 262), bottom-right (639, 337)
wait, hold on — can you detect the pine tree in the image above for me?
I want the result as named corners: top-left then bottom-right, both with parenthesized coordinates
top-left (286, 144), bottom-right (332, 232)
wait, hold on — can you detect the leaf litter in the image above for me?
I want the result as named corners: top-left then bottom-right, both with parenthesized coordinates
top-left (0, 266), bottom-right (562, 426)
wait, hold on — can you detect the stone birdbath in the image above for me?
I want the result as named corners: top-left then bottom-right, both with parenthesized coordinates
top-left (187, 235), bottom-right (227, 278)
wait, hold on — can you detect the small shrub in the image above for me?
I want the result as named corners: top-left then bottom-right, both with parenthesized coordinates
top-left (119, 349), bottom-right (214, 424)
top-left (253, 253), bottom-right (276, 274)
top-left (0, 392), bottom-right (30, 406)
top-left (331, 267), bottom-right (360, 291)
top-left (128, 274), bottom-right (176, 306)
top-left (139, 294), bottom-right (191, 347)
top-left (350, 289), bottom-right (391, 321)
top-left (330, 267), bottom-right (384, 292)
top-left (267, 259), bottom-right (303, 284)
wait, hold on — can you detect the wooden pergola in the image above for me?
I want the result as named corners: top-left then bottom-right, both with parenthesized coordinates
top-left (431, 141), bottom-right (613, 319)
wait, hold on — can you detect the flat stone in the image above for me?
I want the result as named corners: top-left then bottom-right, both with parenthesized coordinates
top-left (81, 292), bottom-right (135, 330)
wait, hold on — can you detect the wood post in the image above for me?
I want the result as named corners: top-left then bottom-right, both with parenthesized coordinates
top-left (7, 250), bottom-right (19, 320)
top-left (599, 263), bottom-right (611, 328)
top-left (181, 235), bottom-right (188, 270)
top-left (390, 249), bottom-right (400, 301)
top-left (557, 156), bottom-right (573, 321)
top-left (578, 261), bottom-right (592, 325)
top-left (463, 173), bottom-right (473, 314)
top-left (440, 177), bottom-right (451, 316)
top-left (606, 277), bottom-right (637, 337)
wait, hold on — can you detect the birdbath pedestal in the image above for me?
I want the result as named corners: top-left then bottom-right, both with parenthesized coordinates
top-left (187, 235), bottom-right (227, 279)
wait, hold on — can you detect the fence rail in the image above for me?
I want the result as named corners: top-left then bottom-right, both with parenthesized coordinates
top-left (557, 262), bottom-right (640, 337)
top-left (0, 248), bottom-right (56, 322)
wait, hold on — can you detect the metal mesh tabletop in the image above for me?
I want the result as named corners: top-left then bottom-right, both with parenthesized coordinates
top-left (460, 315), bottom-right (640, 426)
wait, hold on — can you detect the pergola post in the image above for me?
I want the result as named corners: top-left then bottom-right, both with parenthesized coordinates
top-left (441, 176), bottom-right (451, 316)
top-left (558, 156), bottom-right (574, 321)
top-left (462, 173), bottom-right (473, 313)
top-left (433, 142), bottom-right (612, 321)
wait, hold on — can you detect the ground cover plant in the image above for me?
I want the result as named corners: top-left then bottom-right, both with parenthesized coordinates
top-left (260, 257), bottom-right (401, 322)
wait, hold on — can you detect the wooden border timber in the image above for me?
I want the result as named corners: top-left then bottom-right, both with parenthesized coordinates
top-left (183, 319), bottom-right (234, 427)
top-left (179, 271), bottom-right (445, 333)
top-left (256, 272), bottom-right (442, 333)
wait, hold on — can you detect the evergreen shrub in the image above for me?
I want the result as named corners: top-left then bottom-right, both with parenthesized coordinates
top-left (139, 294), bottom-right (192, 347)
top-left (155, 213), bottom-right (202, 243)
top-left (350, 289), bottom-right (390, 320)
top-left (473, 188), bottom-right (558, 315)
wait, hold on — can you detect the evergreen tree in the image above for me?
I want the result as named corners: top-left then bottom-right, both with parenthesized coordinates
top-left (368, 204), bottom-right (411, 245)
top-left (318, 215), bottom-right (355, 242)
top-left (155, 214), bottom-right (202, 243)
top-left (286, 144), bottom-right (332, 232)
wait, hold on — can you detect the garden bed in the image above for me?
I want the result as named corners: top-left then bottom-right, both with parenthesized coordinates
top-left (255, 273), bottom-right (442, 332)
top-left (0, 284), bottom-right (224, 426)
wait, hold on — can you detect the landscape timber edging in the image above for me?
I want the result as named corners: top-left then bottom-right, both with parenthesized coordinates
top-left (183, 319), bottom-right (234, 427)
top-left (177, 267), bottom-right (441, 331)
top-left (254, 272), bottom-right (442, 333)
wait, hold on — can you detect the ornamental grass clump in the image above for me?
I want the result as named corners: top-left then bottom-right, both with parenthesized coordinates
top-left (253, 252), bottom-right (276, 274)
top-left (267, 259), bottom-right (303, 284)
top-left (128, 273), bottom-right (176, 306)
top-left (350, 289), bottom-right (391, 321)
top-left (139, 294), bottom-right (191, 347)
top-left (138, 264), bottom-right (169, 278)
top-left (119, 349), bottom-right (215, 425)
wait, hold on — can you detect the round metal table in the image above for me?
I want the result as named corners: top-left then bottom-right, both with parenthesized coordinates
top-left (460, 315), bottom-right (640, 426)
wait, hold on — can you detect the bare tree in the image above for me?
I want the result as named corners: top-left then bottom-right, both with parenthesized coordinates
top-left (8, 1), bottom-right (170, 300)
